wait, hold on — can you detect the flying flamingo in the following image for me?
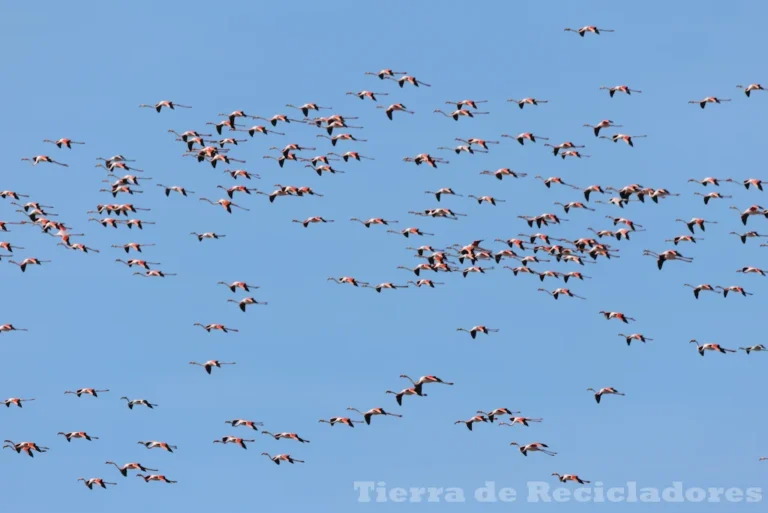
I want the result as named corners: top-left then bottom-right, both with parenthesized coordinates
top-left (328, 276), bottom-right (368, 287)
top-left (262, 453), bottom-right (305, 465)
top-left (228, 297), bottom-right (268, 312)
top-left (736, 266), bottom-right (767, 277)
top-left (446, 99), bottom-right (488, 110)
top-left (600, 134), bottom-right (647, 147)
top-left (58, 431), bottom-right (99, 442)
top-left (347, 407), bottom-right (402, 425)
top-left (684, 283), bottom-right (720, 299)
top-left (552, 473), bottom-right (590, 484)
top-left (194, 323), bottom-right (238, 333)
top-left (105, 461), bottom-right (157, 477)
top-left (218, 280), bottom-right (259, 293)
top-left (544, 142), bottom-right (584, 156)
top-left (618, 333), bottom-right (653, 346)
top-left (564, 26), bottom-right (614, 36)
top-left (43, 138), bottom-right (85, 149)
top-left (499, 417), bottom-right (543, 427)
top-left (729, 205), bottom-right (768, 225)
top-left (600, 85), bottom-right (641, 97)
top-left (599, 311), bottom-right (635, 323)
top-left (477, 408), bottom-right (520, 423)
top-left (2, 397), bottom-right (34, 407)
top-left (120, 397), bottom-right (157, 409)
top-left (385, 387), bottom-right (426, 406)
top-left (136, 474), bottom-right (177, 483)
top-left (133, 270), bottom-right (176, 278)
top-left (347, 90), bottom-right (389, 101)
top-left (286, 102), bottom-right (332, 117)
top-left (292, 216), bottom-right (334, 228)
top-left (424, 188), bottom-right (462, 201)
top-left (364, 69), bottom-right (407, 80)
top-left (189, 360), bottom-right (236, 374)
top-left (8, 258), bottom-right (50, 273)
top-left (139, 101), bottom-right (191, 112)
top-left (507, 97), bottom-right (548, 109)
top-left (377, 103), bottom-right (414, 119)
top-left (715, 285), bottom-right (753, 298)
top-left (200, 197), bottom-right (249, 213)
top-left (0, 324), bottom-right (28, 334)
top-left (689, 96), bottom-right (732, 109)
top-left (316, 133), bottom-right (367, 146)
top-left (510, 442), bottom-right (556, 456)
top-left (736, 84), bottom-right (765, 97)
top-left (455, 415), bottom-right (488, 431)
top-left (689, 339), bottom-right (737, 356)
top-left (21, 156), bottom-right (68, 167)
top-left (456, 326), bottom-right (499, 339)
top-left (537, 288), bottom-right (586, 300)
top-left (77, 478), bottom-right (116, 490)
top-left (191, 232), bottom-right (226, 242)
top-left (261, 431), bottom-right (310, 443)
top-left (64, 388), bottom-right (108, 398)
top-left (739, 345), bottom-right (766, 355)
top-left (318, 417), bottom-right (363, 428)
top-left (501, 132), bottom-right (549, 145)
top-left (225, 419), bottom-right (264, 430)
top-left (213, 436), bottom-right (256, 450)
top-left (675, 217), bottom-right (717, 233)
top-left (583, 120), bottom-right (622, 137)
top-left (434, 109), bottom-right (488, 121)
top-left (364, 282), bottom-right (409, 293)
top-left (386, 75), bottom-right (430, 88)
top-left (387, 227), bottom-right (433, 238)
top-left (586, 387), bottom-right (625, 404)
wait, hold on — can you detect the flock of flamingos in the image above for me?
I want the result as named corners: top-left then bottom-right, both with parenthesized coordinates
top-left (3, 24), bottom-right (768, 491)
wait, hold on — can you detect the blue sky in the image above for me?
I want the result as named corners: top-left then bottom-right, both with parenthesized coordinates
top-left (2, 1), bottom-right (767, 511)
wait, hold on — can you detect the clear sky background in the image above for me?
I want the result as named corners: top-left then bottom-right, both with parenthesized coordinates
top-left (1, 1), bottom-right (767, 511)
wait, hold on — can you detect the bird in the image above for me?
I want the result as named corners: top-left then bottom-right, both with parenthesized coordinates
top-left (385, 388), bottom-right (426, 406)
top-left (739, 344), bottom-right (766, 355)
top-left (586, 387), bottom-right (625, 404)
top-left (120, 397), bottom-right (157, 409)
top-left (689, 96), bottom-right (732, 109)
top-left (218, 281), bottom-right (259, 293)
top-left (599, 134), bottom-right (647, 147)
top-left (318, 417), bottom-right (363, 428)
top-left (600, 85), bottom-right (641, 97)
top-left (377, 103), bottom-right (414, 120)
top-left (213, 436), bottom-right (256, 450)
top-left (261, 453), bottom-right (305, 465)
top-left (261, 431), bottom-right (310, 443)
top-left (347, 407), bottom-right (402, 425)
top-left (105, 461), bottom-right (157, 477)
top-left (684, 284), bottom-right (720, 299)
top-left (189, 360), bottom-right (236, 374)
top-left (583, 120), bottom-right (622, 137)
top-left (689, 339), bottom-right (737, 356)
top-left (510, 442), bottom-right (556, 456)
top-left (507, 97), bottom-right (548, 109)
top-left (564, 26), bottom-right (614, 36)
top-left (225, 419), bottom-right (264, 430)
top-left (499, 417), bottom-right (544, 427)
top-left (643, 249), bottom-right (693, 270)
top-left (227, 297), bottom-right (268, 312)
top-left (618, 333), bottom-right (653, 346)
top-left (64, 388), bottom-right (109, 398)
top-left (136, 474), bottom-right (177, 483)
top-left (477, 408), bottom-right (520, 423)
top-left (715, 285), bottom-right (753, 298)
top-left (456, 326), bottom-right (499, 339)
top-left (139, 100), bottom-right (191, 112)
top-left (598, 311), bottom-right (636, 323)
top-left (736, 83), bottom-right (765, 97)
top-left (21, 155), bottom-right (68, 167)
top-left (2, 397), bottom-right (34, 408)
top-left (292, 216), bottom-right (334, 228)
top-left (552, 473), bottom-right (590, 484)
top-left (77, 478), bottom-right (116, 490)
top-left (455, 415), bottom-right (488, 431)
top-left (399, 374), bottom-right (454, 395)
top-left (43, 138), bottom-right (85, 149)
top-left (58, 431), bottom-right (99, 442)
